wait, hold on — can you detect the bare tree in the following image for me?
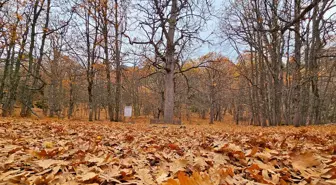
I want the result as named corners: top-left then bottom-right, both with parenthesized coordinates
top-left (221, 0), bottom-right (336, 126)
top-left (127, 0), bottom-right (212, 123)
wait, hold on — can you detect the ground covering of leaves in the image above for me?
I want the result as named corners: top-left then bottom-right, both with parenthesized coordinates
top-left (0, 119), bottom-right (336, 185)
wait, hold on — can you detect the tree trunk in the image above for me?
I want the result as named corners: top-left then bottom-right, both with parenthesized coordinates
top-left (293, 0), bottom-right (302, 127)
top-left (201, 109), bottom-right (206, 119)
top-left (20, 0), bottom-right (43, 117)
top-left (163, 0), bottom-right (178, 123)
top-left (209, 77), bottom-right (215, 124)
top-left (101, 0), bottom-right (114, 121)
top-left (114, 0), bottom-right (122, 122)
top-left (2, 19), bottom-right (30, 117)
top-left (27, 0), bottom-right (51, 117)
top-left (309, 2), bottom-right (324, 124)
top-left (85, 5), bottom-right (98, 122)
top-left (0, 18), bottom-right (18, 103)
top-left (164, 68), bottom-right (175, 123)
top-left (0, 40), bottom-right (14, 103)
top-left (68, 81), bottom-right (74, 119)
top-left (88, 82), bottom-right (93, 121)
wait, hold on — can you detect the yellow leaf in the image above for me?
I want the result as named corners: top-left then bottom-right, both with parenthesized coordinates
top-left (43, 141), bottom-right (53, 148)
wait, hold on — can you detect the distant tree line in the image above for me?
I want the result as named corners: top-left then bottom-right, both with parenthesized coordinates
top-left (0, 0), bottom-right (335, 126)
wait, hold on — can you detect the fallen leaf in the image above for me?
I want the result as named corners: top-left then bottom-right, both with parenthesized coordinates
top-left (36, 159), bottom-right (69, 169)
top-left (76, 172), bottom-right (98, 182)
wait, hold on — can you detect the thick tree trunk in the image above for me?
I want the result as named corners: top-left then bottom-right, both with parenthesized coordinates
top-left (163, 67), bottom-right (175, 123)
top-left (163, 0), bottom-right (178, 123)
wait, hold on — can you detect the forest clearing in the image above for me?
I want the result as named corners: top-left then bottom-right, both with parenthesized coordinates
top-left (0, 118), bottom-right (336, 185)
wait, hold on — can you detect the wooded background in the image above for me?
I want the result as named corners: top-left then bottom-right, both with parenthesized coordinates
top-left (0, 0), bottom-right (335, 126)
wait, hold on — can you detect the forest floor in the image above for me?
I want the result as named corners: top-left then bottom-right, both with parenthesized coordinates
top-left (0, 118), bottom-right (335, 185)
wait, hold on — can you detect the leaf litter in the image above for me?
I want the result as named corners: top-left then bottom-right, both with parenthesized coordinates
top-left (0, 119), bottom-right (336, 185)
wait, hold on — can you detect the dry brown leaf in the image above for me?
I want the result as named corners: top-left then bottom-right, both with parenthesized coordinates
top-left (156, 172), bottom-right (170, 184)
top-left (326, 179), bottom-right (336, 184)
top-left (36, 159), bottom-right (69, 169)
top-left (76, 172), bottom-right (98, 182)
top-left (292, 153), bottom-right (321, 172)
top-left (135, 169), bottom-right (156, 185)
top-left (170, 159), bottom-right (189, 174)
top-left (246, 147), bottom-right (258, 157)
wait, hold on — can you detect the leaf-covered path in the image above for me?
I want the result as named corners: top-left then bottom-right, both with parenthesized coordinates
top-left (0, 119), bottom-right (336, 185)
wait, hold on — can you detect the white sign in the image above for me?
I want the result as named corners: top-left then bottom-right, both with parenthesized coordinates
top-left (124, 106), bottom-right (132, 117)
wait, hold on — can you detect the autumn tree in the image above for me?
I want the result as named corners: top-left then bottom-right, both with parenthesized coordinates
top-left (127, 0), bottom-right (212, 123)
top-left (221, 0), bottom-right (336, 125)
top-left (20, 0), bottom-right (51, 117)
